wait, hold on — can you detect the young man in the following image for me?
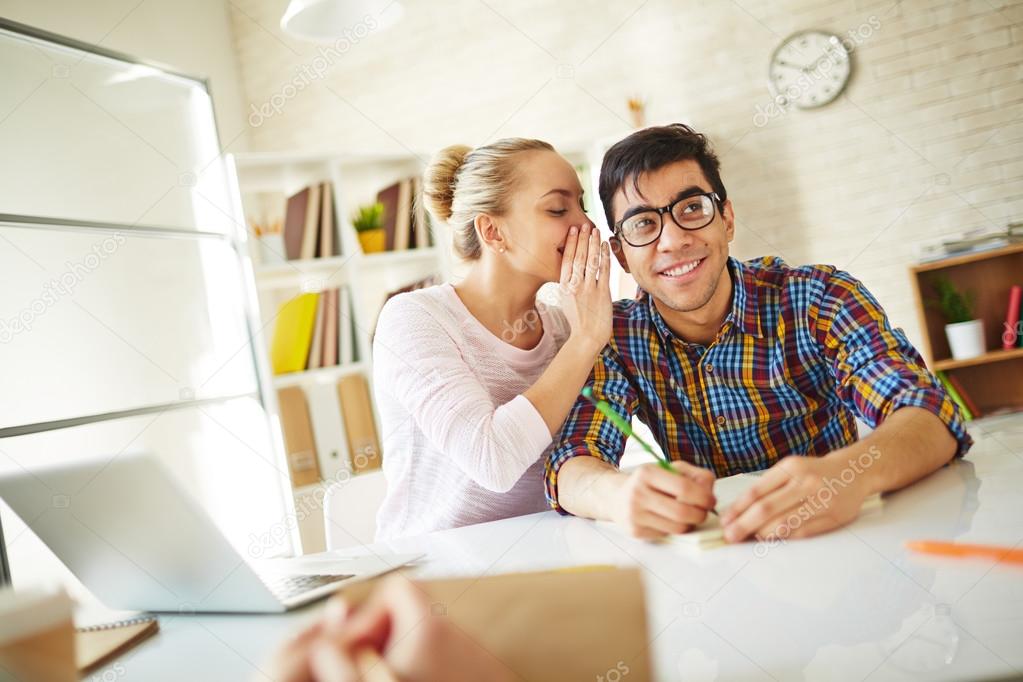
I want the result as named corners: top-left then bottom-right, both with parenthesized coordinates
top-left (546, 124), bottom-right (972, 543)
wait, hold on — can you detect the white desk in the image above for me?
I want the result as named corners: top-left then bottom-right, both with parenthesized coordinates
top-left (114, 418), bottom-right (1023, 681)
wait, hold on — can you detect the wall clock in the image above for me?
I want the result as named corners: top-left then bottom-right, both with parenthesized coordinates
top-left (768, 30), bottom-right (852, 109)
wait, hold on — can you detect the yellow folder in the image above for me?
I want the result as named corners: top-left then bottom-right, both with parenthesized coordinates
top-left (271, 292), bottom-right (320, 374)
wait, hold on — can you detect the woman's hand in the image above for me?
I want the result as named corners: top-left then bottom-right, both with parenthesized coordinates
top-left (559, 224), bottom-right (612, 356)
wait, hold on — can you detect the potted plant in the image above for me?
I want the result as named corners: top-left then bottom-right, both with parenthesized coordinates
top-left (353, 202), bottom-right (385, 254)
top-left (929, 276), bottom-right (985, 360)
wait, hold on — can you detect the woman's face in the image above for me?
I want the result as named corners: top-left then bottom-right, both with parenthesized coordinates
top-left (497, 150), bottom-right (594, 283)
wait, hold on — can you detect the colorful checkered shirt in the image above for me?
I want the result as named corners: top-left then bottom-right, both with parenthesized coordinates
top-left (545, 256), bottom-right (973, 511)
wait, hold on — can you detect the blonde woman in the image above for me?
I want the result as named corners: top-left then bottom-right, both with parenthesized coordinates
top-left (372, 138), bottom-right (612, 540)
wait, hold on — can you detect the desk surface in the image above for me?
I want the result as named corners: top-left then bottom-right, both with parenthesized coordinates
top-left (117, 417), bottom-right (1023, 681)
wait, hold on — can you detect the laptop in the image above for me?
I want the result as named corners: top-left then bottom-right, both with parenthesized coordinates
top-left (0, 452), bottom-right (420, 613)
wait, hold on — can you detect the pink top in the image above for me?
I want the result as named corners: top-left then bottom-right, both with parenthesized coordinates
top-left (372, 283), bottom-right (571, 540)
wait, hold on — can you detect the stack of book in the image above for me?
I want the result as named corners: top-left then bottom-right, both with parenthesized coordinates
top-left (936, 371), bottom-right (982, 421)
top-left (376, 176), bottom-right (432, 252)
top-left (915, 223), bottom-right (1023, 263)
top-left (276, 375), bottom-right (382, 488)
top-left (283, 182), bottom-right (340, 260)
top-left (270, 287), bottom-right (359, 376)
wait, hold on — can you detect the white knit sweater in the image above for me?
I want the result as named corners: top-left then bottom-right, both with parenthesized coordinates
top-left (372, 283), bottom-right (571, 541)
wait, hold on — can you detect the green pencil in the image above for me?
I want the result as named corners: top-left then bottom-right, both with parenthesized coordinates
top-left (580, 386), bottom-right (673, 472)
top-left (580, 386), bottom-right (717, 515)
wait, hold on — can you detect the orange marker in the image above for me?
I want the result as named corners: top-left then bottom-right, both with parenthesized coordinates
top-left (906, 540), bottom-right (1023, 565)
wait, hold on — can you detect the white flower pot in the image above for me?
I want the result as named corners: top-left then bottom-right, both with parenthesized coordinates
top-left (945, 319), bottom-right (985, 360)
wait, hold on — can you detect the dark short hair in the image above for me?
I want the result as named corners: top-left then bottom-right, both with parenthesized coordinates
top-left (598, 123), bottom-right (727, 230)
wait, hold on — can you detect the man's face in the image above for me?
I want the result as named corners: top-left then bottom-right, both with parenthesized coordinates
top-left (610, 159), bottom-right (735, 314)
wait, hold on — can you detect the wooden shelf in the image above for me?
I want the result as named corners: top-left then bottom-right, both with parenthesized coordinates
top-left (272, 362), bottom-right (366, 389)
top-left (910, 242), bottom-right (1023, 415)
top-left (933, 347), bottom-right (1023, 371)
top-left (911, 242), bottom-right (1023, 272)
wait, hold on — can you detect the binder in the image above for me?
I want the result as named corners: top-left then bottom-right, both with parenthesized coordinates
top-left (276, 386), bottom-right (322, 487)
top-left (336, 374), bottom-right (382, 473)
top-left (306, 381), bottom-right (351, 482)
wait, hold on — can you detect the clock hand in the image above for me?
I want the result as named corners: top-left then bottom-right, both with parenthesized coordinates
top-left (774, 58), bottom-right (809, 70)
top-left (803, 48), bottom-right (842, 74)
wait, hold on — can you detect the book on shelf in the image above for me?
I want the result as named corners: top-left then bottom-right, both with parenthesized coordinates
top-left (375, 176), bottom-right (430, 252)
top-left (339, 286), bottom-right (355, 365)
top-left (318, 182), bottom-right (336, 258)
top-left (377, 181), bottom-right (401, 251)
top-left (276, 386), bottom-right (322, 487)
top-left (337, 374), bottom-right (382, 473)
top-left (1004, 284), bottom-right (1021, 350)
top-left (935, 371), bottom-right (975, 421)
top-left (306, 292), bottom-right (327, 370)
top-left (271, 292), bottom-right (320, 375)
top-left (946, 372), bottom-right (981, 419)
top-left (299, 183), bottom-right (321, 260)
top-left (322, 288), bottom-right (339, 367)
top-left (278, 182), bottom-right (339, 262)
top-left (393, 178), bottom-right (412, 251)
top-left (283, 187), bottom-right (310, 260)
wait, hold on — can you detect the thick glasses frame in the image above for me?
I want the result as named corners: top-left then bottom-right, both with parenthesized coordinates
top-left (613, 191), bottom-right (722, 247)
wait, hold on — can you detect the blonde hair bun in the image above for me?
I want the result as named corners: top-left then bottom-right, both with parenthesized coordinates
top-left (423, 144), bottom-right (472, 223)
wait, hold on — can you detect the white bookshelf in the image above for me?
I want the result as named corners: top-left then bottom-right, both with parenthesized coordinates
top-left (230, 151), bottom-right (449, 553)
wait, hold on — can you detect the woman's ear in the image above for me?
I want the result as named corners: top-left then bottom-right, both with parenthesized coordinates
top-left (474, 214), bottom-right (507, 254)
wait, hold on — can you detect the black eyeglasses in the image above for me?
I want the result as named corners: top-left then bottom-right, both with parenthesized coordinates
top-left (613, 191), bottom-right (722, 247)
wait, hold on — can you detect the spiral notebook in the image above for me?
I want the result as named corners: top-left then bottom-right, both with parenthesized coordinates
top-left (74, 612), bottom-right (159, 673)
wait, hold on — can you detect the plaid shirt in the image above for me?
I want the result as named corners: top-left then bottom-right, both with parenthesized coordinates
top-left (545, 256), bottom-right (972, 511)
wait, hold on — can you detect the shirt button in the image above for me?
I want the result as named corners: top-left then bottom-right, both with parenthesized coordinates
top-left (716, 415), bottom-right (726, 427)
top-left (705, 363), bottom-right (714, 373)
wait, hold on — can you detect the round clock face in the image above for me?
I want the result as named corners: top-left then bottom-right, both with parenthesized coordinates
top-left (768, 30), bottom-right (851, 109)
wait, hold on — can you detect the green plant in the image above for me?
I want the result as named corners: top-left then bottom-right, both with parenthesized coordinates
top-left (928, 276), bottom-right (975, 324)
top-left (352, 202), bottom-right (384, 233)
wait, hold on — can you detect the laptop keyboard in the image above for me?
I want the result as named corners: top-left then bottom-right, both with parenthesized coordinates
top-left (262, 573), bottom-right (356, 600)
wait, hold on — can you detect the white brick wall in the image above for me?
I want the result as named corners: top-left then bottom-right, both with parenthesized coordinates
top-left (227, 0), bottom-right (1023, 348)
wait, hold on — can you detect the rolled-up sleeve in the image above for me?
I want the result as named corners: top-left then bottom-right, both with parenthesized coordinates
top-left (545, 345), bottom-right (638, 513)
top-left (812, 269), bottom-right (973, 457)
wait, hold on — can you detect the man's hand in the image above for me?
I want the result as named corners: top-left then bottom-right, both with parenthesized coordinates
top-left (610, 460), bottom-right (717, 539)
top-left (721, 452), bottom-right (872, 543)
